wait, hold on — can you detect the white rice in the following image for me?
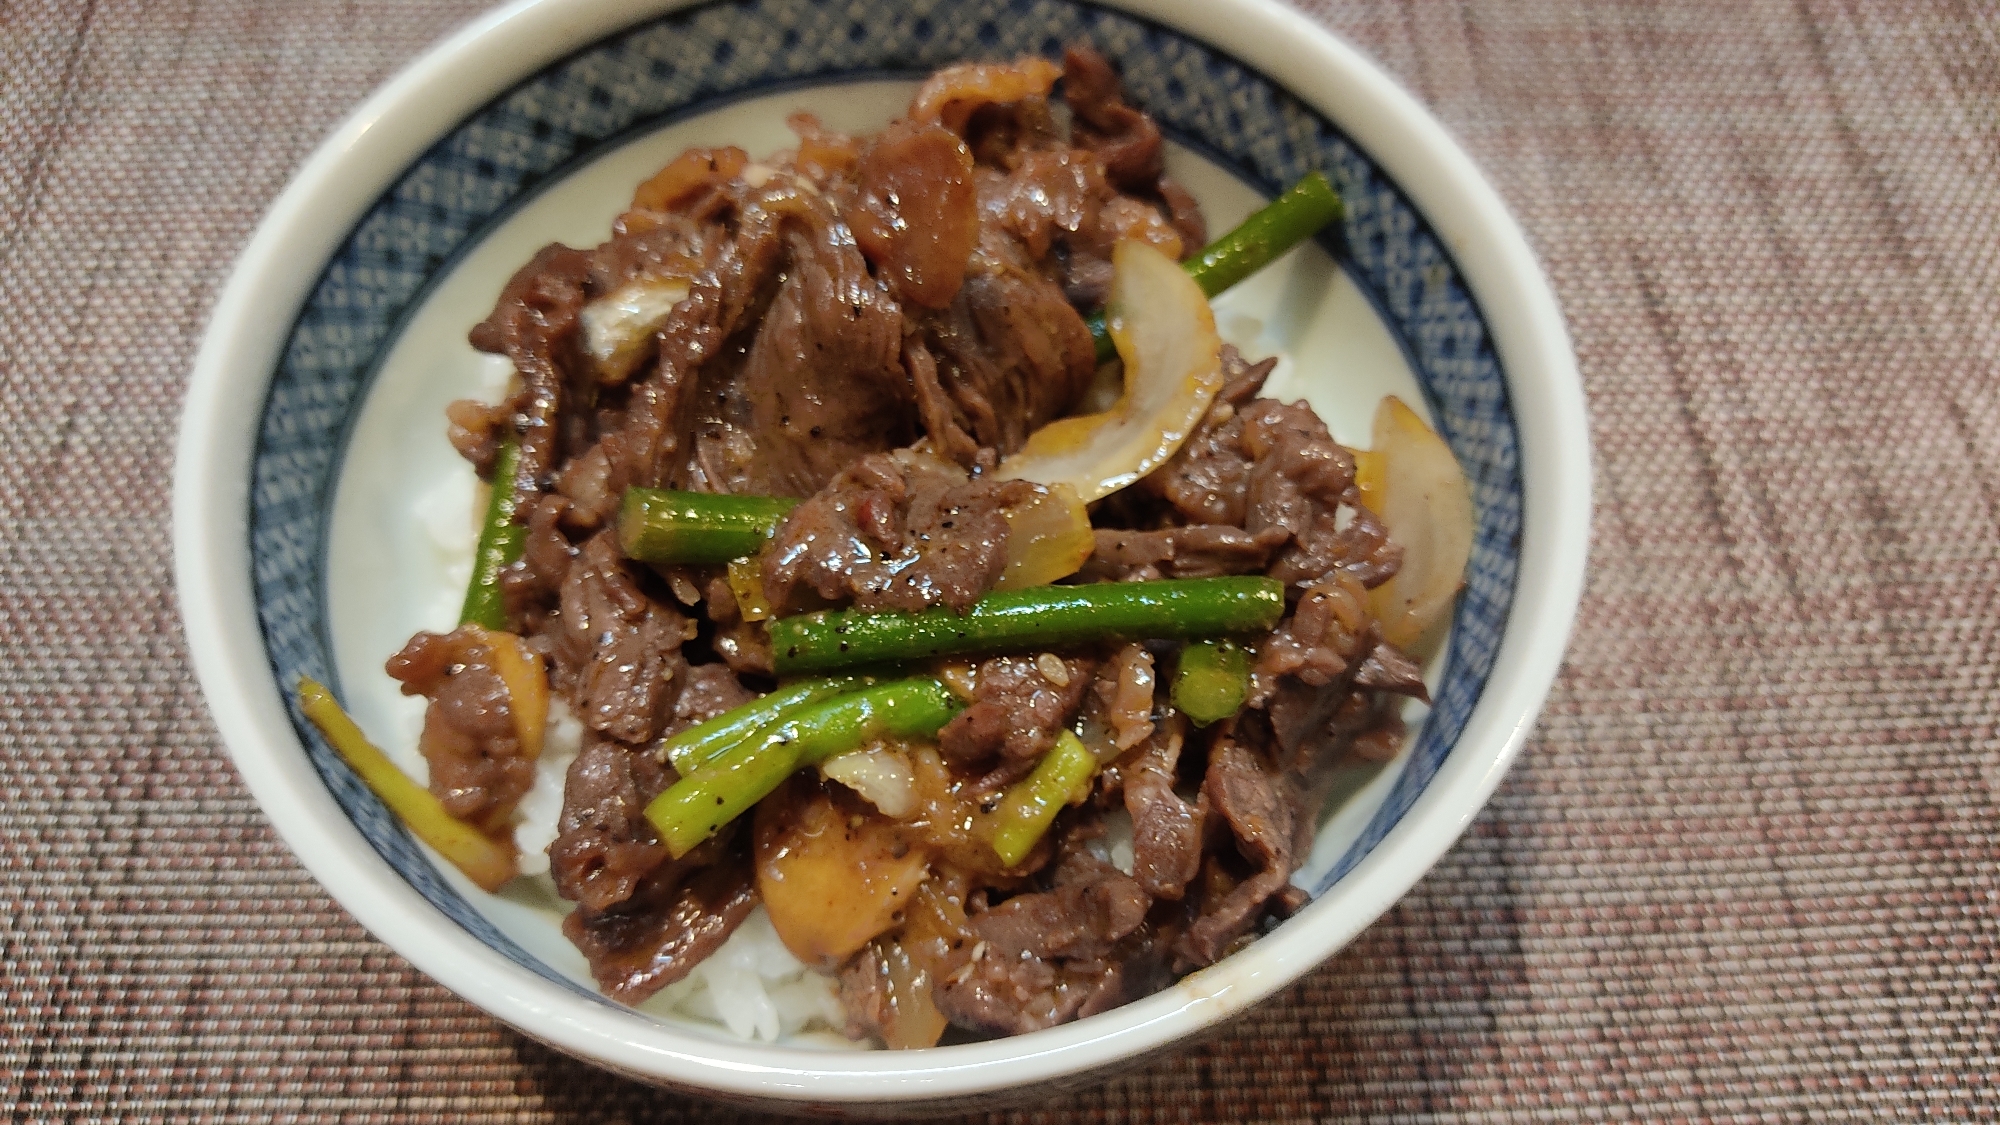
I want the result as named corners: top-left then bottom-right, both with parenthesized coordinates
top-left (641, 907), bottom-right (848, 1043)
top-left (511, 700), bottom-right (583, 877)
top-left (413, 460), bottom-right (481, 634)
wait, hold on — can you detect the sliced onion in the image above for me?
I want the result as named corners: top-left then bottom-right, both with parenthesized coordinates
top-left (819, 744), bottom-right (917, 819)
top-left (996, 240), bottom-right (1224, 502)
top-left (579, 276), bottom-right (691, 383)
top-left (995, 483), bottom-right (1094, 590)
top-left (1358, 395), bottom-right (1474, 656)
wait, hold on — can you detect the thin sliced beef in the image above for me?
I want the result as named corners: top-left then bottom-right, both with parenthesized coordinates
top-left (549, 532), bottom-right (693, 745)
top-left (1079, 524), bottom-right (1281, 582)
top-left (967, 867), bottom-right (1149, 964)
top-left (562, 847), bottom-right (758, 1005)
top-left (1255, 575), bottom-right (1426, 761)
top-left (762, 450), bottom-right (1036, 616)
top-left (670, 663), bottom-right (756, 732)
top-left (1177, 735), bottom-right (1306, 969)
top-left (1252, 571), bottom-right (1377, 765)
top-left (627, 145), bottom-right (748, 217)
top-left (1059, 46), bottom-right (1204, 255)
top-left (934, 828), bottom-right (1156, 1036)
top-left (938, 653), bottom-right (1094, 766)
top-left (789, 112), bottom-right (862, 183)
top-left (909, 266), bottom-right (1097, 462)
top-left (1122, 715), bottom-right (1202, 900)
top-left (1354, 640), bottom-right (1429, 700)
top-left (499, 493), bottom-right (578, 623)
top-left (1140, 350), bottom-right (1400, 592)
top-left (1140, 347), bottom-right (1278, 524)
top-left (981, 152), bottom-right (1107, 262)
top-left (731, 182), bottom-right (915, 495)
top-left (583, 228), bottom-right (756, 502)
top-left (548, 735), bottom-right (672, 911)
top-left (467, 244), bottom-right (593, 497)
top-left (1238, 399), bottom-right (1401, 588)
top-left (909, 56), bottom-right (1062, 135)
top-left (385, 626), bottom-right (532, 832)
top-left (1253, 572), bottom-right (1373, 702)
top-left (848, 120), bottom-right (979, 310)
top-left (560, 174), bottom-right (917, 504)
top-left (1061, 46), bottom-right (1163, 194)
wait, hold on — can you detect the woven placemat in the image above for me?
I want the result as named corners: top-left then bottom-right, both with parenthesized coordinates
top-left (3, 0), bottom-right (1995, 1120)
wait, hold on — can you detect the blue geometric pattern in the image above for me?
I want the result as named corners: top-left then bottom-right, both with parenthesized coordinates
top-left (251, 0), bottom-right (1522, 1004)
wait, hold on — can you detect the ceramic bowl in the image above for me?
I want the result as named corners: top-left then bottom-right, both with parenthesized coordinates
top-left (174, 0), bottom-right (1589, 1113)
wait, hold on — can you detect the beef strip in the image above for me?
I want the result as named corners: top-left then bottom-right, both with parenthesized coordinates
top-left (467, 244), bottom-right (594, 498)
top-left (1253, 572), bottom-right (1373, 704)
top-left (1078, 524), bottom-right (1281, 582)
top-left (1238, 400), bottom-right (1403, 588)
top-left (670, 662), bottom-right (756, 732)
top-left (547, 734), bottom-right (672, 911)
top-left (837, 942), bottom-right (899, 1043)
top-left (626, 145), bottom-right (749, 221)
top-left (847, 120), bottom-right (979, 310)
top-left (562, 844), bottom-right (758, 1005)
top-left (1122, 715), bottom-right (1203, 900)
top-left (910, 57), bottom-right (1063, 134)
top-left (907, 266), bottom-right (1097, 462)
top-left (1176, 733), bottom-right (1307, 969)
top-left (1062, 46), bottom-right (1163, 194)
top-left (938, 653), bottom-right (1094, 766)
top-left (1138, 342), bottom-right (1401, 596)
top-left (1354, 640), bottom-right (1429, 699)
top-left (933, 825), bottom-right (1158, 1036)
top-left (1060, 46), bottom-right (1205, 254)
top-left (384, 626), bottom-right (532, 832)
top-left (729, 180), bottom-right (916, 495)
top-left (980, 151), bottom-right (1106, 263)
top-left (546, 532), bottom-right (693, 745)
top-left (1140, 346), bottom-right (1279, 524)
top-left (761, 450), bottom-right (1037, 616)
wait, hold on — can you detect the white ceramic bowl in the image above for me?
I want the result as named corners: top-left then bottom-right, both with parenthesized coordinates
top-left (174, 0), bottom-right (1588, 1113)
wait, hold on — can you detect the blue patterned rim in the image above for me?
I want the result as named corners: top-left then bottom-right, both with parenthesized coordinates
top-left (250, 0), bottom-right (1522, 1005)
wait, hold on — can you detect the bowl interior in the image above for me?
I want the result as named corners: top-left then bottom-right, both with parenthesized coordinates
top-left (250, 0), bottom-right (1521, 1045)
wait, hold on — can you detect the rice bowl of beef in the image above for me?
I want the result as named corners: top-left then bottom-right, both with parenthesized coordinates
top-left (174, 0), bottom-right (1588, 1111)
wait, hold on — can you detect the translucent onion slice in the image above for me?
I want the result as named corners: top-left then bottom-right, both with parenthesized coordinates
top-left (819, 744), bottom-right (917, 819)
top-left (1357, 395), bottom-right (1474, 656)
top-left (580, 276), bottom-right (691, 383)
top-left (995, 483), bottom-right (1094, 590)
top-left (996, 240), bottom-right (1224, 502)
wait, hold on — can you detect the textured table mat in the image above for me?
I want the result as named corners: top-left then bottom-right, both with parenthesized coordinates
top-left (4, 0), bottom-right (1996, 1120)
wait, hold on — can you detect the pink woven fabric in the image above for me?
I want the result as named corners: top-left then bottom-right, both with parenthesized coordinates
top-left (2, 0), bottom-right (1994, 1120)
